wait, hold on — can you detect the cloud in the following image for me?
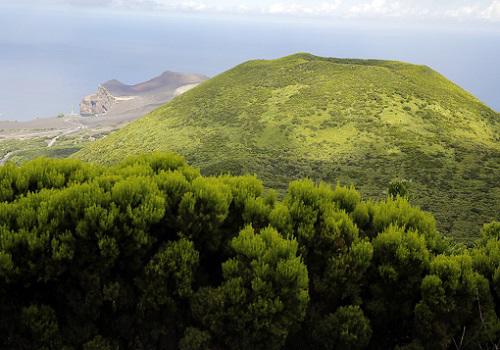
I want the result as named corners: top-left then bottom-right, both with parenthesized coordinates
top-left (265, 1), bottom-right (342, 16)
top-left (446, 5), bottom-right (482, 19)
top-left (481, 0), bottom-right (500, 20)
top-left (446, 0), bottom-right (500, 21)
top-left (16, 0), bottom-right (500, 22)
top-left (56, 0), bottom-right (115, 6)
top-left (259, 0), bottom-right (493, 22)
top-left (109, 0), bottom-right (226, 12)
top-left (348, 0), bottom-right (402, 17)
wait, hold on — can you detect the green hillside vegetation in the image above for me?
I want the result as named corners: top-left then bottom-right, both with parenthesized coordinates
top-left (76, 53), bottom-right (500, 241)
top-left (1, 153), bottom-right (500, 349)
top-left (0, 136), bottom-right (89, 163)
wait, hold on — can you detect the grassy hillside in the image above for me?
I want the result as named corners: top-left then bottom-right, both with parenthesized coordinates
top-left (76, 53), bottom-right (500, 240)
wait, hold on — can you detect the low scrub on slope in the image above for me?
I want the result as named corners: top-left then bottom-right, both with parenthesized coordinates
top-left (1, 153), bottom-right (500, 349)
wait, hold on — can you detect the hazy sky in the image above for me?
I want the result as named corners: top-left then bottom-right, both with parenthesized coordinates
top-left (9, 0), bottom-right (500, 23)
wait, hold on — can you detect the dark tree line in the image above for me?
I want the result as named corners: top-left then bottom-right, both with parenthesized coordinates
top-left (0, 153), bottom-right (498, 349)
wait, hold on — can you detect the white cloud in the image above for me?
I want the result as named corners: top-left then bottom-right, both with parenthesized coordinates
top-left (482, 0), bottom-right (500, 20)
top-left (348, 0), bottom-right (401, 17)
top-left (108, 0), bottom-right (211, 11)
top-left (265, 1), bottom-right (342, 16)
top-left (445, 0), bottom-right (500, 21)
top-left (446, 5), bottom-right (481, 19)
top-left (18, 0), bottom-right (500, 22)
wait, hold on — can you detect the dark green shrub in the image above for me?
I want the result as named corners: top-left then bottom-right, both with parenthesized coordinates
top-left (0, 154), bottom-right (498, 350)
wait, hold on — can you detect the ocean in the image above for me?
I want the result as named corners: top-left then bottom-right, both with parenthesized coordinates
top-left (1, 3), bottom-right (499, 120)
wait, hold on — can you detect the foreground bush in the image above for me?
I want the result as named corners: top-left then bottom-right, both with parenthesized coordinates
top-left (0, 153), bottom-right (498, 349)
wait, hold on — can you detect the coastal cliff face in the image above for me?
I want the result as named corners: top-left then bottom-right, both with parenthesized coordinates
top-left (80, 86), bottom-right (116, 116)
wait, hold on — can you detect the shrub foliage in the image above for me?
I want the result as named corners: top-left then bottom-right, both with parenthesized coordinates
top-left (0, 153), bottom-right (499, 349)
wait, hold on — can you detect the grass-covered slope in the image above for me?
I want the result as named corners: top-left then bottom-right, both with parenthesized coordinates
top-left (76, 53), bottom-right (500, 240)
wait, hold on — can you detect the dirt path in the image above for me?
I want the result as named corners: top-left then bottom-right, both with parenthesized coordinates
top-left (47, 120), bottom-right (86, 147)
top-left (0, 151), bottom-right (19, 165)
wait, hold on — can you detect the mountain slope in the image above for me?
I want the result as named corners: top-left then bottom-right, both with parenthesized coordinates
top-left (76, 53), bottom-right (500, 240)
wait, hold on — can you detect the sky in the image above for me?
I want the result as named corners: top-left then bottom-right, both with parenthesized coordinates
top-left (10, 0), bottom-right (500, 23)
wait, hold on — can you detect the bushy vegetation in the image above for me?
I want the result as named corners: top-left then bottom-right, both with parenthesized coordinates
top-left (1, 153), bottom-right (499, 349)
top-left (75, 53), bottom-right (500, 241)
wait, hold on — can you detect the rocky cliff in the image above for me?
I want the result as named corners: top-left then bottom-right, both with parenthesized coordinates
top-left (80, 86), bottom-right (116, 116)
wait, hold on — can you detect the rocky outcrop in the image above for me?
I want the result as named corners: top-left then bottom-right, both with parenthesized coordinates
top-left (80, 86), bottom-right (117, 116)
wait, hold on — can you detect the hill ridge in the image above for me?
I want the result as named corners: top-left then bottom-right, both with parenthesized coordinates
top-left (76, 53), bottom-right (500, 240)
top-left (102, 71), bottom-right (209, 97)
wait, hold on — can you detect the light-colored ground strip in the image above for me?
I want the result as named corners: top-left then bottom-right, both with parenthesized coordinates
top-left (0, 151), bottom-right (19, 165)
top-left (174, 83), bottom-right (201, 96)
top-left (114, 96), bottom-right (137, 101)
